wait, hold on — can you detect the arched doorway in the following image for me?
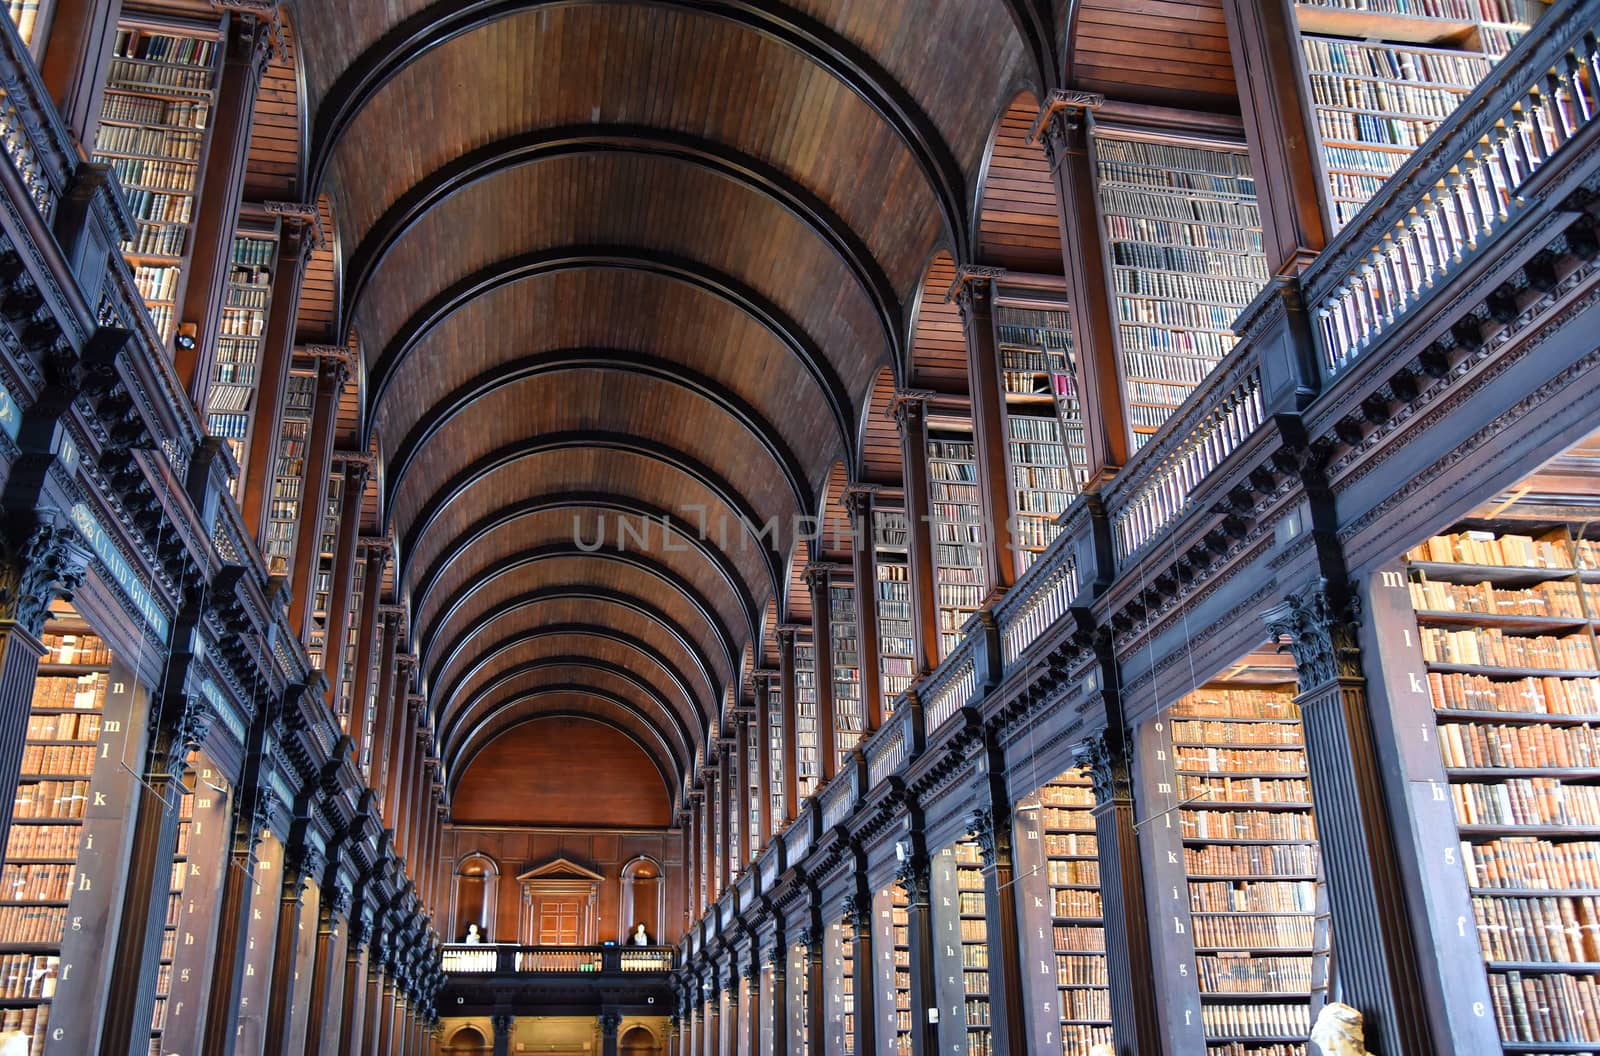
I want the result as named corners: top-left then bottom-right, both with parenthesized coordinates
top-left (453, 853), bottom-right (499, 942)
top-left (619, 856), bottom-right (663, 944)
top-left (620, 1025), bottom-right (658, 1056)
top-left (445, 1025), bottom-right (489, 1055)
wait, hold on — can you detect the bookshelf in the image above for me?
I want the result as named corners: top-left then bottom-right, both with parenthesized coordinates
top-left (4, 0), bottom-right (45, 48)
top-left (1170, 683), bottom-right (1321, 1056)
top-left (305, 468), bottom-right (343, 671)
top-left (873, 507), bottom-right (914, 715)
top-left (91, 21), bottom-right (222, 346)
top-left (0, 615), bottom-right (128, 1055)
top-left (336, 555), bottom-right (366, 729)
top-left (1094, 134), bottom-right (1269, 449)
top-left (794, 639), bottom-right (820, 802)
top-left (830, 582), bottom-right (864, 769)
top-left (1016, 769), bottom-right (1114, 1056)
top-left (204, 228), bottom-right (277, 490)
top-left (955, 839), bottom-right (991, 1056)
top-left (875, 883), bottom-right (912, 1056)
top-left (1292, 0), bottom-right (1547, 230)
top-left (996, 305), bottom-right (1085, 575)
top-left (768, 681), bottom-right (785, 834)
top-left (149, 771), bottom-right (193, 1053)
top-left (790, 942), bottom-right (809, 1056)
top-left (263, 368), bottom-right (315, 578)
top-left (840, 915), bottom-right (857, 1056)
top-left (1398, 523), bottom-right (1600, 1052)
top-left (927, 421), bottom-right (985, 658)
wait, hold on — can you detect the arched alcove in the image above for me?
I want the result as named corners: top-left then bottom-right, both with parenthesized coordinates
top-left (452, 853), bottom-right (499, 942)
top-left (619, 856), bottom-right (664, 944)
top-left (620, 1025), bottom-right (659, 1056)
top-left (445, 1025), bottom-right (489, 1056)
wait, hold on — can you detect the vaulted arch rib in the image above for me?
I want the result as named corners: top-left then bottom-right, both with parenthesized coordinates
top-left (436, 632), bottom-right (699, 759)
top-left (399, 431), bottom-right (782, 611)
top-left (306, 0), bottom-right (968, 259)
top-left (414, 491), bottom-right (763, 678)
top-left (450, 700), bottom-right (679, 799)
top-left (415, 542), bottom-right (741, 713)
top-left (442, 659), bottom-right (694, 771)
top-left (385, 352), bottom-right (815, 525)
top-left (419, 586), bottom-right (720, 726)
top-left (341, 126), bottom-right (902, 371)
top-left (366, 247), bottom-right (855, 467)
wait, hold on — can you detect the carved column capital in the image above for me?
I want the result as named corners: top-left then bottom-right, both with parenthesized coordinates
top-left (491, 1012), bottom-right (515, 1039)
top-left (599, 1011), bottom-right (623, 1037)
top-left (1073, 730), bottom-right (1129, 806)
top-left (967, 806), bottom-right (1008, 868)
top-left (840, 893), bottom-right (870, 930)
top-left (766, 944), bottom-right (787, 979)
top-left (888, 390), bottom-right (934, 431)
top-left (0, 511), bottom-right (92, 637)
top-left (840, 484), bottom-right (877, 520)
top-left (893, 856), bottom-right (929, 903)
top-left (947, 265), bottom-right (1005, 318)
top-left (154, 694), bottom-right (215, 779)
top-left (1030, 89), bottom-right (1105, 171)
top-left (1263, 579), bottom-right (1363, 688)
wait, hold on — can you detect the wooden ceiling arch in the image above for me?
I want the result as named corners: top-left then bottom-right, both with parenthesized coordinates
top-left (384, 351), bottom-right (817, 523)
top-left (365, 247), bottom-right (858, 472)
top-left (442, 662), bottom-right (695, 772)
top-left (434, 630), bottom-right (701, 755)
top-left (302, 0), bottom-right (973, 256)
top-left (417, 543), bottom-right (745, 701)
top-left (441, 655), bottom-right (698, 766)
top-left (422, 589), bottom-right (721, 728)
top-left (339, 126), bottom-right (905, 370)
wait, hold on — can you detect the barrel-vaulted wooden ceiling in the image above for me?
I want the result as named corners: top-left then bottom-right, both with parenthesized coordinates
top-left (294, 0), bottom-right (1240, 815)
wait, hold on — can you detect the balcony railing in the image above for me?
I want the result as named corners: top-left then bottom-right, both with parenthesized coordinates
top-left (0, 11), bottom-right (74, 224)
top-left (441, 944), bottom-right (676, 975)
top-left (1306, 0), bottom-right (1600, 375)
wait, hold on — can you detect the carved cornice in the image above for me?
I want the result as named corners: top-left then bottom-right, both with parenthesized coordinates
top-left (946, 265), bottom-right (1005, 316)
top-left (1031, 89), bottom-right (1104, 169)
top-left (887, 389), bottom-right (935, 428)
top-left (1262, 580), bottom-right (1362, 689)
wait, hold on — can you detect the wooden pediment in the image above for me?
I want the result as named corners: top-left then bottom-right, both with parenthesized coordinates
top-left (515, 857), bottom-right (605, 884)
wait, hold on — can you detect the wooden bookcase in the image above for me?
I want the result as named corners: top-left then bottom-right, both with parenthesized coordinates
top-left (874, 882), bottom-right (912, 1056)
top-left (1389, 523), bottom-right (1600, 1052)
top-left (794, 637), bottom-right (820, 802)
top-left (1094, 133), bottom-right (1269, 449)
top-left (932, 837), bottom-right (991, 1056)
top-left (1015, 769), bottom-right (1114, 1056)
top-left (305, 467), bottom-right (343, 671)
top-left (203, 221), bottom-right (278, 492)
top-left (1291, 0), bottom-right (1547, 230)
top-left (830, 581), bottom-right (863, 769)
top-left (92, 19), bottom-right (223, 346)
top-left (872, 505), bottom-right (913, 715)
top-left (927, 419), bottom-right (984, 659)
top-left (262, 367), bottom-right (315, 577)
top-left (996, 304), bottom-right (1085, 576)
top-left (335, 553), bottom-right (366, 729)
top-left (1171, 684), bottom-right (1320, 1056)
top-left (841, 915), bottom-right (857, 1056)
top-left (4, 0), bottom-right (48, 50)
top-left (747, 722), bottom-right (760, 859)
top-left (0, 611), bottom-right (146, 1054)
top-left (768, 681), bottom-right (786, 835)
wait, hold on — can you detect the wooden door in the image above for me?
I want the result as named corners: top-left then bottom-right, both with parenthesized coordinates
top-left (535, 895), bottom-right (582, 945)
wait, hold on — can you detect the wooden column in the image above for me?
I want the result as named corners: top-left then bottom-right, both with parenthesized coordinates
top-left (175, 14), bottom-right (274, 403)
top-left (744, 958), bottom-right (761, 1056)
top-left (776, 627), bottom-right (799, 821)
top-left (600, 1012), bottom-right (622, 1056)
top-left (385, 692), bottom-right (418, 840)
top-left (321, 464), bottom-right (372, 715)
top-left (768, 945), bottom-right (787, 1056)
top-left (240, 221), bottom-right (313, 542)
top-left (891, 395), bottom-right (940, 674)
top-left (262, 841), bottom-right (321, 1055)
top-left (359, 954), bottom-right (386, 1056)
top-left (304, 883), bottom-right (353, 1056)
top-left (489, 1012), bottom-right (512, 1056)
top-left (375, 974), bottom-right (398, 1056)
top-left (201, 684), bottom-right (288, 1054)
top-left (1033, 92), bottom-right (1129, 487)
top-left (844, 894), bottom-right (875, 1056)
top-left (97, 614), bottom-right (211, 1056)
top-left (337, 916), bottom-right (372, 1056)
top-left (731, 712), bottom-right (747, 875)
top-left (39, 0), bottom-right (119, 147)
top-left (840, 487), bottom-right (884, 731)
top-left (803, 931), bottom-right (824, 1056)
top-left (803, 565), bottom-right (838, 783)
top-left (1218, 0), bottom-right (1332, 271)
top-left (754, 674), bottom-right (774, 847)
top-left (1264, 585), bottom-right (1439, 1056)
top-left (377, 653), bottom-right (413, 816)
top-left (347, 551), bottom-right (393, 767)
top-left (896, 859), bottom-right (937, 1056)
top-left (970, 775), bottom-right (1026, 1056)
top-left (291, 353), bottom-right (349, 640)
top-left (951, 268), bottom-right (1016, 595)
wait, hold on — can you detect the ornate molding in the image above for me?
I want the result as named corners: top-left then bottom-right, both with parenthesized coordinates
top-left (1262, 580), bottom-right (1362, 688)
top-left (599, 1011), bottom-right (623, 1036)
top-left (1072, 731), bottom-right (1120, 806)
top-left (893, 856), bottom-right (929, 903)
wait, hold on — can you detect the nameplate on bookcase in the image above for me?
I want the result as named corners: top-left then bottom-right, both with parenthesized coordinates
top-left (68, 502), bottom-right (170, 639)
top-left (201, 678), bottom-right (245, 742)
